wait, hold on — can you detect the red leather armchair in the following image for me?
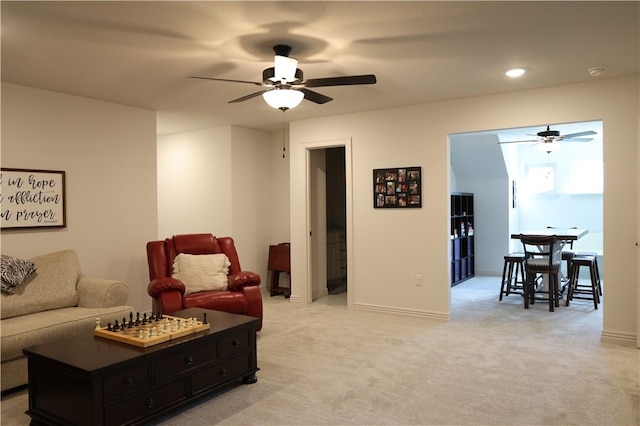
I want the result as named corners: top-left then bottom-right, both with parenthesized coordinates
top-left (146, 234), bottom-right (263, 331)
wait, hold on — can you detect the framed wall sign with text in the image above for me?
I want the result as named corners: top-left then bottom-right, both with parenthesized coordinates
top-left (1, 168), bottom-right (66, 230)
top-left (373, 166), bottom-right (422, 208)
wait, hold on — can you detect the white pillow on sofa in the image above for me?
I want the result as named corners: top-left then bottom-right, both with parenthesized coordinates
top-left (172, 253), bottom-right (231, 294)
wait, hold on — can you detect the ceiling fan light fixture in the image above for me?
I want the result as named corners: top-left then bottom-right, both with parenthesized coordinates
top-left (263, 87), bottom-right (304, 110)
top-left (538, 140), bottom-right (558, 153)
top-left (505, 68), bottom-right (527, 78)
top-left (274, 55), bottom-right (299, 82)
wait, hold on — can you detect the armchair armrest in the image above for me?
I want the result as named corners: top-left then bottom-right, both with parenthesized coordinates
top-left (148, 277), bottom-right (185, 298)
top-left (77, 274), bottom-right (129, 308)
top-left (228, 271), bottom-right (261, 291)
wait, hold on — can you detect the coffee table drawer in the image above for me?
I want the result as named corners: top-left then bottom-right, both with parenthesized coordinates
top-left (155, 341), bottom-right (218, 382)
top-left (220, 330), bottom-right (251, 358)
top-left (105, 379), bottom-right (187, 426)
top-left (104, 362), bottom-right (151, 401)
top-left (192, 353), bottom-right (252, 394)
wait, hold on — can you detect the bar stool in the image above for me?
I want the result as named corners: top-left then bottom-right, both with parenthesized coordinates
top-left (574, 251), bottom-right (602, 296)
top-left (565, 254), bottom-right (600, 309)
top-left (499, 253), bottom-right (526, 300)
top-left (519, 234), bottom-right (562, 312)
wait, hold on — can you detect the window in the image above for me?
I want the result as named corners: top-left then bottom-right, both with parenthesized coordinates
top-left (562, 160), bottom-right (603, 194)
top-left (525, 164), bottom-right (556, 194)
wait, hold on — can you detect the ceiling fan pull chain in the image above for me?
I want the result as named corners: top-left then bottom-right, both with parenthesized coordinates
top-left (282, 110), bottom-right (286, 159)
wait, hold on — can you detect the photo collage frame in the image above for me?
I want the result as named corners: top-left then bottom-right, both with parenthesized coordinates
top-left (373, 166), bottom-right (422, 208)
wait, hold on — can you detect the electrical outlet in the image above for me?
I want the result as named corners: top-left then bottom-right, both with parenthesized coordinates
top-left (415, 274), bottom-right (423, 286)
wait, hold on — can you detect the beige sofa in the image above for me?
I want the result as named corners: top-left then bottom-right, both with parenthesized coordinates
top-left (1, 249), bottom-right (134, 392)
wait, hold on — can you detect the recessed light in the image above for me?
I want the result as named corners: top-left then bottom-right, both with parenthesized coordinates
top-left (505, 68), bottom-right (527, 78)
top-left (588, 67), bottom-right (606, 77)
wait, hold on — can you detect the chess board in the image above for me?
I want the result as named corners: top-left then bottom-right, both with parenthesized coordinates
top-left (93, 314), bottom-right (210, 348)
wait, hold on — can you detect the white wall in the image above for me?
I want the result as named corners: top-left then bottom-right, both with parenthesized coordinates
top-left (230, 125), bottom-right (278, 283)
top-left (1, 83), bottom-right (158, 311)
top-left (450, 133), bottom-right (510, 275)
top-left (457, 176), bottom-right (510, 276)
top-left (157, 125), bottom-right (289, 289)
top-left (290, 76), bottom-right (639, 344)
top-left (157, 126), bottom-right (232, 238)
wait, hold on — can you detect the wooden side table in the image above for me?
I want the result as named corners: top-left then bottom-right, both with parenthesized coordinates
top-left (268, 243), bottom-right (290, 298)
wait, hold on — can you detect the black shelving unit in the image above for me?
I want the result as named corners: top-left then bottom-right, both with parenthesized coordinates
top-left (450, 192), bottom-right (475, 286)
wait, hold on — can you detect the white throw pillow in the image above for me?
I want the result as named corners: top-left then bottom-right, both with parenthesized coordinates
top-left (172, 253), bottom-right (231, 294)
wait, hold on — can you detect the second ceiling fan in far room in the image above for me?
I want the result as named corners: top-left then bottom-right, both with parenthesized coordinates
top-left (498, 125), bottom-right (597, 152)
top-left (189, 44), bottom-right (377, 110)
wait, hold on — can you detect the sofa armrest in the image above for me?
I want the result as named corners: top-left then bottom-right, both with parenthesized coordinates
top-left (228, 271), bottom-right (261, 292)
top-left (242, 284), bottom-right (263, 331)
top-left (77, 274), bottom-right (129, 308)
top-left (148, 277), bottom-right (185, 298)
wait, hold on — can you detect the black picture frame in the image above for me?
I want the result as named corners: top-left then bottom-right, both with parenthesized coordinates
top-left (373, 166), bottom-right (422, 208)
top-left (1, 168), bottom-right (67, 230)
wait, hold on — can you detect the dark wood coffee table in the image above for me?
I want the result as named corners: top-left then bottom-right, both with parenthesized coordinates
top-left (23, 308), bottom-right (259, 426)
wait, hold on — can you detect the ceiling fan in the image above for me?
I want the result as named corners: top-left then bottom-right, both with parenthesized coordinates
top-left (189, 44), bottom-right (377, 110)
top-left (498, 125), bottom-right (597, 150)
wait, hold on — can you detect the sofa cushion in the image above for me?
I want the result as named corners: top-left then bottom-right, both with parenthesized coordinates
top-left (1, 305), bottom-right (133, 361)
top-left (1, 255), bottom-right (36, 294)
top-left (172, 253), bottom-right (230, 294)
top-left (0, 250), bottom-right (80, 319)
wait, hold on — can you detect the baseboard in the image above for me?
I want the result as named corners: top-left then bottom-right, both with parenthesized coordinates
top-left (352, 302), bottom-right (449, 320)
top-left (313, 288), bottom-right (329, 300)
top-left (288, 294), bottom-right (303, 302)
top-left (601, 329), bottom-right (637, 346)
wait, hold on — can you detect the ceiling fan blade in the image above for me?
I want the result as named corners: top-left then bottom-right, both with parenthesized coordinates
top-left (299, 88), bottom-right (333, 104)
top-left (228, 90), bottom-right (268, 103)
top-left (561, 130), bottom-right (597, 139)
top-left (189, 76), bottom-right (263, 86)
top-left (498, 139), bottom-right (536, 145)
top-left (304, 74), bottom-right (377, 88)
top-left (561, 137), bottom-right (594, 142)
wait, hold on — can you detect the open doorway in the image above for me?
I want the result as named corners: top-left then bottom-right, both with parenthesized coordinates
top-left (326, 147), bottom-right (347, 295)
top-left (307, 141), bottom-right (351, 305)
top-left (449, 120), bottom-right (604, 299)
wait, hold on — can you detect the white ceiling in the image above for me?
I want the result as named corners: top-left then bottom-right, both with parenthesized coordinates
top-left (2, 1), bottom-right (638, 136)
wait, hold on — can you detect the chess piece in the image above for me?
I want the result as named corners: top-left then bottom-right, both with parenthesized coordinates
top-left (107, 323), bottom-right (112, 332)
top-left (95, 318), bottom-right (101, 330)
top-left (203, 313), bottom-right (208, 324)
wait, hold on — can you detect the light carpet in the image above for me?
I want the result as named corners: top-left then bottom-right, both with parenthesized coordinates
top-left (1, 276), bottom-right (638, 425)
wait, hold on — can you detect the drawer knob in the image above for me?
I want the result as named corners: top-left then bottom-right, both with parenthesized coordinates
top-left (232, 339), bottom-right (241, 347)
top-left (123, 376), bottom-right (133, 386)
top-left (184, 355), bottom-right (194, 365)
top-left (145, 398), bottom-right (155, 409)
top-left (219, 368), bottom-right (228, 377)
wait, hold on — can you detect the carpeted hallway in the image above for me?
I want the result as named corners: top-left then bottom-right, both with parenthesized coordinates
top-left (2, 276), bottom-right (638, 425)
